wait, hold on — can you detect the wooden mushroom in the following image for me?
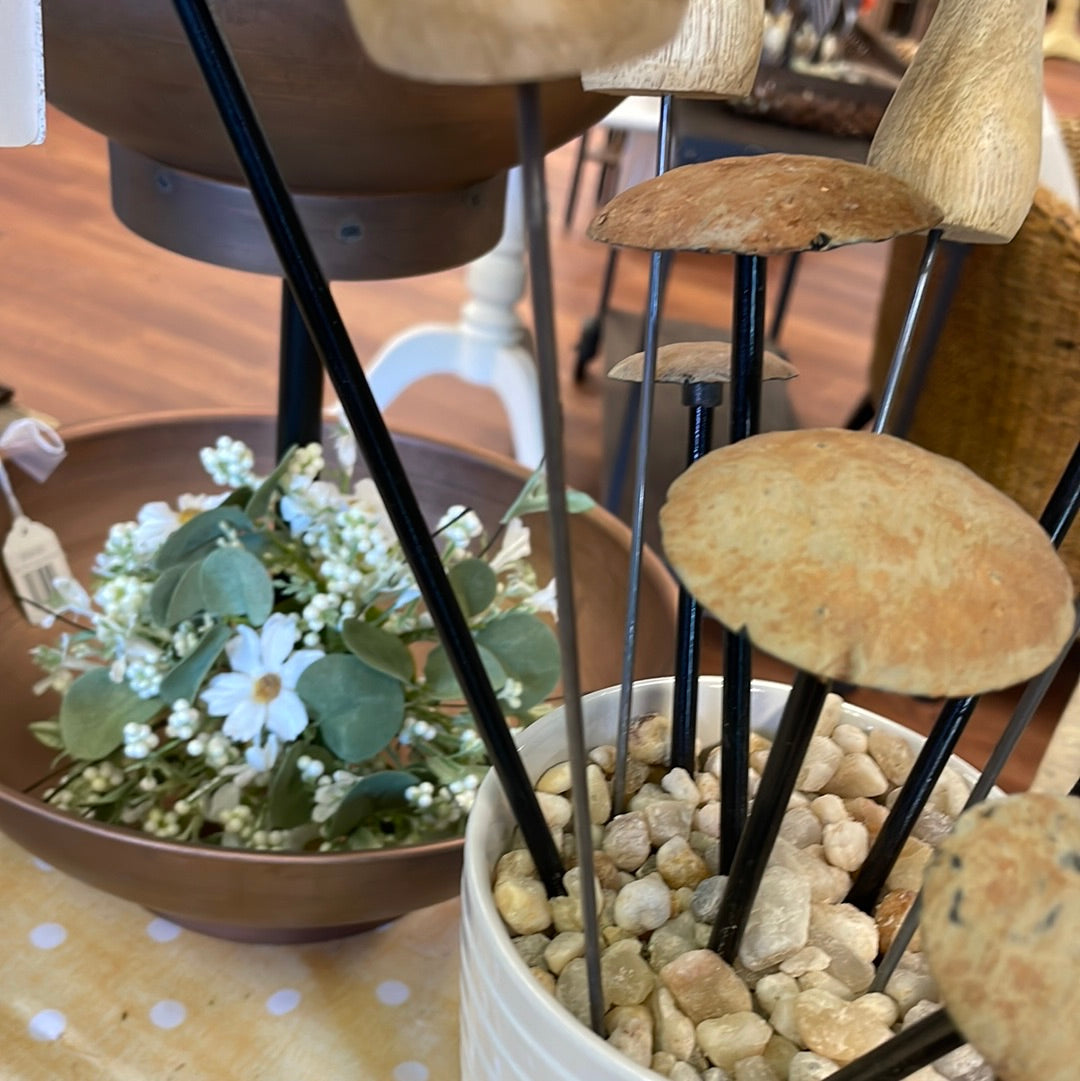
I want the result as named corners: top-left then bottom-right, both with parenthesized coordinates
top-left (660, 428), bottom-right (1075, 697)
top-left (344, 0), bottom-right (689, 83)
top-left (588, 154), bottom-right (943, 255)
top-left (867, 0), bottom-right (1045, 245)
top-left (608, 340), bottom-right (795, 384)
top-left (583, 0), bottom-right (763, 99)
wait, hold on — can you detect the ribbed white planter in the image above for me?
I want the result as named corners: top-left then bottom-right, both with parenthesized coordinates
top-left (460, 676), bottom-right (986, 1081)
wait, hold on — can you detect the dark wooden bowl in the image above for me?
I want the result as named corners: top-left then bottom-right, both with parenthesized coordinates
top-left (0, 412), bottom-right (676, 942)
top-left (42, 0), bottom-right (613, 195)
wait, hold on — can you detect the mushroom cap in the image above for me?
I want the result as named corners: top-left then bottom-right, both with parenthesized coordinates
top-left (659, 428), bottom-right (1075, 696)
top-left (346, 0), bottom-right (689, 84)
top-left (608, 341), bottom-right (797, 384)
top-left (588, 155), bottom-right (943, 256)
top-left (922, 793), bottom-right (1080, 1081)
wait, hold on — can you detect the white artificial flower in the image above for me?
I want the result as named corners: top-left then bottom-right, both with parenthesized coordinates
top-left (528, 577), bottom-right (558, 616)
top-left (488, 517), bottom-right (531, 573)
top-left (199, 613), bottom-right (324, 746)
top-left (243, 734), bottom-right (280, 774)
top-left (327, 401), bottom-right (358, 476)
top-left (132, 492), bottom-right (228, 555)
top-left (279, 479), bottom-right (343, 535)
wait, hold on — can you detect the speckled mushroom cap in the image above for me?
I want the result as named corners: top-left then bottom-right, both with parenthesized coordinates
top-left (659, 428), bottom-right (1075, 696)
top-left (588, 155), bottom-right (943, 256)
top-left (922, 793), bottom-right (1080, 1081)
top-left (608, 341), bottom-right (797, 384)
top-left (345, 0), bottom-right (689, 83)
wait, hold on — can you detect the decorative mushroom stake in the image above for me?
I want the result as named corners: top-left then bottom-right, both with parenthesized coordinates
top-left (344, 0), bottom-right (690, 1035)
top-left (866, 0), bottom-right (1046, 432)
top-left (658, 427), bottom-right (1076, 961)
top-left (573, 0), bottom-right (767, 825)
top-left (825, 793), bottom-right (1080, 1081)
top-left (591, 155), bottom-right (942, 870)
top-left (608, 341), bottom-right (796, 777)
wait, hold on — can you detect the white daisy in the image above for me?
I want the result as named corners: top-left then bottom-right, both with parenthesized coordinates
top-left (133, 492), bottom-right (227, 555)
top-left (199, 613), bottom-right (324, 745)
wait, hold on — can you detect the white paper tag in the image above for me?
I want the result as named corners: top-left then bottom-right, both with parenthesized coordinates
top-left (3, 516), bottom-right (72, 625)
top-left (0, 0), bottom-right (46, 147)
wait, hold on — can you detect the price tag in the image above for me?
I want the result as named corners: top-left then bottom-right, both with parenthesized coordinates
top-left (3, 515), bottom-right (71, 625)
top-left (0, 0), bottom-right (46, 147)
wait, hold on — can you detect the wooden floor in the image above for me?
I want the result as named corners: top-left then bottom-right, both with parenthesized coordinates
top-left (1, 59), bottom-right (1079, 792)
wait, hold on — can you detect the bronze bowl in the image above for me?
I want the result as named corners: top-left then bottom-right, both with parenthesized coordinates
top-left (0, 411), bottom-right (677, 942)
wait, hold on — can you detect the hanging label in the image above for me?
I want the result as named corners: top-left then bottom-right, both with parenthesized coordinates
top-left (0, 0), bottom-right (46, 147)
top-left (3, 516), bottom-right (72, 625)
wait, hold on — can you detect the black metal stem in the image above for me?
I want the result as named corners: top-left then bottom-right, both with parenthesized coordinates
top-left (848, 437), bottom-right (1080, 912)
top-left (871, 602), bottom-right (1080, 991)
top-left (873, 228), bottom-right (942, 435)
top-left (825, 1011), bottom-right (964, 1081)
top-left (670, 385), bottom-right (718, 772)
top-left (710, 671), bottom-right (830, 961)
top-left (170, 0), bottom-right (565, 895)
top-left (612, 93), bottom-right (675, 815)
top-left (277, 282), bottom-right (325, 458)
top-left (720, 253), bottom-right (766, 872)
top-left (516, 82), bottom-right (603, 1035)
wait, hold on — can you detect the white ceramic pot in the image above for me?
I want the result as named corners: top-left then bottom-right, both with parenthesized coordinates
top-left (460, 676), bottom-right (986, 1081)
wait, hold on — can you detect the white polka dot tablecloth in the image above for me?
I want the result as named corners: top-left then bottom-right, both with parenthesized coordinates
top-left (0, 832), bottom-right (460, 1080)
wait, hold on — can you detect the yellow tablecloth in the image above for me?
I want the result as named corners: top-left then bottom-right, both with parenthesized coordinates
top-left (0, 831), bottom-right (461, 1080)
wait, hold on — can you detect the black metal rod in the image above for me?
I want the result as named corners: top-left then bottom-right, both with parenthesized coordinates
top-left (873, 229), bottom-right (942, 435)
top-left (612, 94), bottom-right (675, 815)
top-left (825, 1011), bottom-right (964, 1081)
top-left (1071, 774), bottom-right (1080, 798)
top-left (516, 81), bottom-right (603, 1035)
top-left (720, 252), bottom-right (766, 872)
top-left (871, 603), bottom-right (1080, 991)
top-left (170, 0), bottom-right (565, 896)
top-left (768, 252), bottom-right (801, 344)
top-left (891, 241), bottom-right (969, 439)
top-left (710, 671), bottom-right (830, 961)
top-left (277, 282), bottom-right (325, 458)
top-left (670, 394), bottom-right (715, 772)
top-left (848, 437), bottom-right (1080, 912)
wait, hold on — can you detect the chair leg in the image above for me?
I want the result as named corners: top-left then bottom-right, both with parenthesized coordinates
top-left (574, 247), bottom-right (622, 382)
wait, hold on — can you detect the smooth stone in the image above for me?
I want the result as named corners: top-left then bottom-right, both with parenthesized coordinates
top-left (660, 949), bottom-right (752, 1023)
top-left (697, 1013), bottom-right (773, 1071)
top-left (739, 865), bottom-right (811, 972)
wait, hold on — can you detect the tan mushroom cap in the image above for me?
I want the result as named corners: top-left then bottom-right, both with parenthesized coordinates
top-left (659, 428), bottom-right (1075, 697)
top-left (922, 794), bottom-right (1080, 1081)
top-left (608, 341), bottom-right (797, 385)
top-left (345, 0), bottom-right (689, 84)
top-left (588, 155), bottom-right (943, 256)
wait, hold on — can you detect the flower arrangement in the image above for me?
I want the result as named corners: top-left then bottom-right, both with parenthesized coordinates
top-left (28, 425), bottom-right (576, 853)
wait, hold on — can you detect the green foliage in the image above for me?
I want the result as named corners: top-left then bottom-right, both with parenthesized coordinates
top-left (448, 558), bottom-right (497, 617)
top-left (153, 505), bottom-right (257, 571)
top-left (59, 669), bottom-right (162, 760)
top-left (266, 742), bottom-right (335, 829)
top-left (475, 611), bottom-right (561, 710)
top-left (159, 624), bottom-right (231, 705)
top-left (325, 771), bottom-right (419, 838)
top-left (296, 654), bottom-right (405, 762)
top-left (423, 642), bottom-right (506, 699)
top-left (341, 619), bottom-right (415, 683)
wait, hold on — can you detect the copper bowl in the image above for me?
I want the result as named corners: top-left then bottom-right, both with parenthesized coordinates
top-left (0, 411), bottom-right (677, 942)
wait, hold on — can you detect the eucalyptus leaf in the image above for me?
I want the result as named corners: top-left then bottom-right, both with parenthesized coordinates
top-left (475, 611), bottom-right (560, 710)
top-left (153, 506), bottom-right (256, 571)
top-left (341, 619), bottom-right (414, 683)
top-left (448, 559), bottom-right (497, 617)
top-left (59, 668), bottom-right (162, 760)
top-left (148, 565), bottom-right (185, 629)
top-left (164, 560), bottom-right (209, 627)
top-left (326, 770), bottom-right (418, 838)
top-left (200, 547), bottom-right (273, 626)
top-left (245, 448), bottom-right (296, 522)
top-left (28, 718), bottom-right (63, 750)
top-left (499, 464), bottom-right (596, 522)
top-left (159, 624), bottom-right (231, 705)
top-left (296, 655), bottom-right (405, 763)
top-left (266, 742), bottom-right (334, 829)
top-left (423, 643), bottom-right (506, 700)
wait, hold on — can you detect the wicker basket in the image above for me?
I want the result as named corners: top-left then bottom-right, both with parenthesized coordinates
top-left (870, 119), bottom-right (1080, 584)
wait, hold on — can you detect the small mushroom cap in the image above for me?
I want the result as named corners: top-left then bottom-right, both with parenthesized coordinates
top-left (346, 0), bottom-right (689, 84)
top-left (608, 341), bottom-right (797, 385)
top-left (922, 793), bottom-right (1080, 1081)
top-left (588, 155), bottom-right (943, 256)
top-left (659, 428), bottom-right (1075, 697)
